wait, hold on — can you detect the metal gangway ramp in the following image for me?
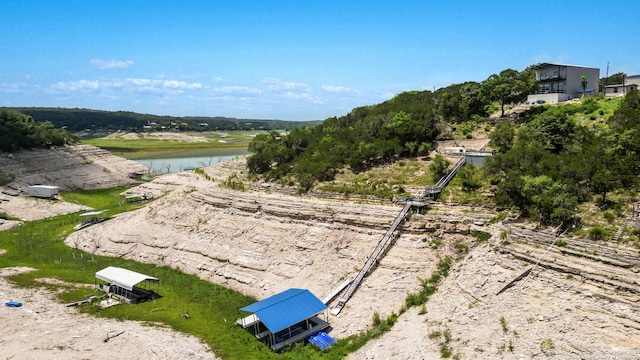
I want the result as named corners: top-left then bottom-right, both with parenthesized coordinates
top-left (332, 202), bottom-right (414, 315)
top-left (331, 156), bottom-right (467, 315)
top-left (422, 157), bottom-right (466, 200)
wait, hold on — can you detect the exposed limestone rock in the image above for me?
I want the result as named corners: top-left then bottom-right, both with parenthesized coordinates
top-left (0, 144), bottom-right (147, 191)
top-left (8, 148), bottom-right (636, 358)
top-left (65, 159), bottom-right (490, 336)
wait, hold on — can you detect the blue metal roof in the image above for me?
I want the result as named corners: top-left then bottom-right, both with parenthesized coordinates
top-left (240, 288), bottom-right (327, 333)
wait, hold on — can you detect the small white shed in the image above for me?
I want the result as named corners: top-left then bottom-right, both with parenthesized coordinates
top-left (27, 185), bottom-right (59, 199)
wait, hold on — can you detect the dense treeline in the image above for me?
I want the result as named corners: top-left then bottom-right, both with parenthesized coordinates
top-left (246, 65), bottom-right (640, 227)
top-left (249, 90), bottom-right (441, 190)
top-left (0, 107), bottom-right (321, 132)
top-left (0, 110), bottom-right (78, 152)
top-left (485, 92), bottom-right (640, 225)
top-left (246, 68), bottom-right (537, 190)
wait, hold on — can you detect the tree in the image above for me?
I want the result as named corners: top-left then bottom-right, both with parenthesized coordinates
top-left (428, 154), bottom-right (451, 182)
top-left (489, 122), bottom-right (515, 153)
top-left (0, 110), bottom-right (77, 151)
top-left (521, 175), bottom-right (577, 225)
top-left (482, 69), bottom-right (535, 117)
top-left (580, 76), bottom-right (588, 99)
top-left (527, 111), bottom-right (576, 154)
top-left (458, 164), bottom-right (482, 191)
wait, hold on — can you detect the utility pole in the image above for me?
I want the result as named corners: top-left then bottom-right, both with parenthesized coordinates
top-left (602, 62), bottom-right (609, 96)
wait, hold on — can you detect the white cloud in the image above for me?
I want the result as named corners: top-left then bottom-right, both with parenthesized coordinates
top-left (262, 77), bottom-right (310, 92)
top-left (321, 85), bottom-right (360, 95)
top-left (51, 80), bottom-right (100, 91)
top-left (213, 86), bottom-right (261, 95)
top-left (0, 82), bottom-right (27, 93)
top-left (48, 78), bottom-right (202, 96)
top-left (281, 91), bottom-right (312, 100)
top-left (123, 78), bottom-right (202, 92)
top-left (90, 59), bottom-right (134, 69)
top-left (162, 80), bottom-right (202, 89)
top-left (126, 78), bottom-right (152, 86)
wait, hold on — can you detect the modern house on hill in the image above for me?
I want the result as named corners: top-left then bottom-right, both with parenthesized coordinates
top-left (604, 74), bottom-right (640, 97)
top-left (527, 63), bottom-right (600, 104)
top-left (627, 75), bottom-right (640, 87)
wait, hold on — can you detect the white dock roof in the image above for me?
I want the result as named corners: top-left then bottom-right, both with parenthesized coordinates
top-left (95, 266), bottom-right (159, 291)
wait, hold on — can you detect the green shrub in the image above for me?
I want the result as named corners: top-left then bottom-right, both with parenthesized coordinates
top-left (499, 316), bottom-right (508, 332)
top-left (603, 211), bottom-right (615, 224)
top-left (193, 167), bottom-right (213, 181)
top-left (405, 256), bottom-right (452, 308)
top-left (221, 173), bottom-right (245, 191)
top-left (471, 231), bottom-right (491, 243)
top-left (428, 154), bottom-right (451, 182)
top-left (540, 338), bottom-right (554, 351)
top-left (418, 304), bottom-right (427, 315)
top-left (372, 311), bottom-right (381, 326)
top-left (489, 211), bottom-right (507, 224)
top-left (587, 225), bottom-right (607, 241)
top-left (455, 243), bottom-right (468, 253)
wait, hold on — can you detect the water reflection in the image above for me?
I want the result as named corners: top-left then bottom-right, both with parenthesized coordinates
top-left (135, 153), bottom-right (249, 174)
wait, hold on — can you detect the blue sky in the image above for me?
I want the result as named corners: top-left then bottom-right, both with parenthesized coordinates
top-left (1, 1), bottom-right (639, 121)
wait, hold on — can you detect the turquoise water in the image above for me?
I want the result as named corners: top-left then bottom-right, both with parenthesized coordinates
top-left (135, 152), bottom-right (250, 174)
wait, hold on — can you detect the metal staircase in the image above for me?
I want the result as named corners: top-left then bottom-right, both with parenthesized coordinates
top-left (332, 202), bottom-right (413, 315)
top-left (331, 156), bottom-right (468, 315)
top-left (422, 157), bottom-right (466, 200)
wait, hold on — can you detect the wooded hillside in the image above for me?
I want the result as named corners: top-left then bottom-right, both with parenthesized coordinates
top-left (0, 107), bottom-right (322, 132)
top-left (0, 110), bottom-right (78, 152)
top-left (246, 67), bottom-right (640, 227)
top-left (246, 68), bottom-right (537, 190)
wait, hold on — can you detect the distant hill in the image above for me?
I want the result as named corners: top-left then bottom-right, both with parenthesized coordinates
top-left (0, 107), bottom-right (322, 132)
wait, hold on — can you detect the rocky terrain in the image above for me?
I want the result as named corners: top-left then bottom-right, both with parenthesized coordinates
top-left (351, 225), bottom-right (640, 359)
top-left (0, 144), bottom-right (148, 225)
top-left (0, 144), bottom-right (148, 192)
top-left (1, 145), bottom-right (639, 359)
top-left (65, 158), bottom-right (640, 359)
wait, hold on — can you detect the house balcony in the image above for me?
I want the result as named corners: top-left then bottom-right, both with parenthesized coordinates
top-left (534, 89), bottom-right (566, 95)
top-left (538, 74), bottom-right (566, 82)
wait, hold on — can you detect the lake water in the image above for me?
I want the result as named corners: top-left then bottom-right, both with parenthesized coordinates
top-left (135, 151), bottom-right (251, 174)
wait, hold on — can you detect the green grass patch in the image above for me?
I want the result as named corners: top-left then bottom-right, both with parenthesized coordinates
top-left (317, 158), bottom-right (434, 199)
top-left (0, 188), bottom-right (274, 359)
top-left (470, 231), bottom-right (491, 243)
top-left (405, 257), bottom-right (452, 308)
top-left (82, 131), bottom-right (255, 159)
